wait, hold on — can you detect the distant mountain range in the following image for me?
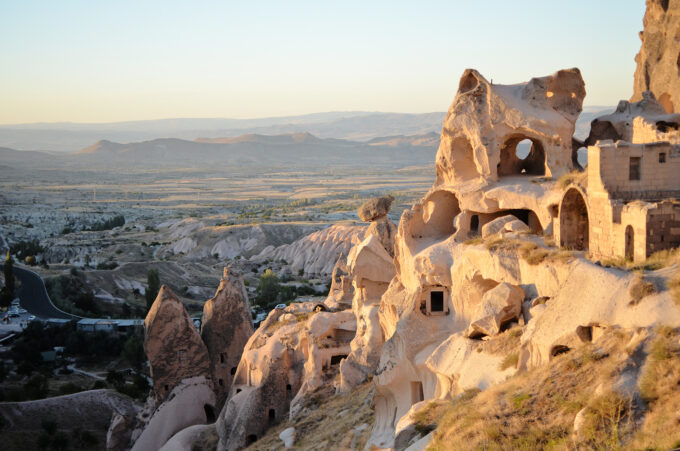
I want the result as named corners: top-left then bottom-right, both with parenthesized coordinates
top-left (0, 112), bottom-right (446, 152)
top-left (0, 107), bottom-right (611, 152)
top-left (0, 131), bottom-right (442, 170)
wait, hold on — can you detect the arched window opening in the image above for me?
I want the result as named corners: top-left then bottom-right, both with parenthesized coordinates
top-left (559, 189), bottom-right (589, 251)
top-left (498, 136), bottom-right (546, 177)
top-left (625, 225), bottom-right (635, 261)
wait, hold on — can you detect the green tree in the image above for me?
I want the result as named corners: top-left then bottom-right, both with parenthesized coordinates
top-left (255, 269), bottom-right (281, 309)
top-left (145, 268), bottom-right (160, 310)
top-left (1, 251), bottom-right (15, 307)
top-left (121, 334), bottom-right (145, 370)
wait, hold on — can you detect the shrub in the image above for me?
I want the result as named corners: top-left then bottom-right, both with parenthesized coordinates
top-left (500, 353), bottom-right (519, 370)
top-left (629, 276), bottom-right (657, 305)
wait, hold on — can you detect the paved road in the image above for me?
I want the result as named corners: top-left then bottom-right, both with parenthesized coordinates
top-left (8, 265), bottom-right (77, 320)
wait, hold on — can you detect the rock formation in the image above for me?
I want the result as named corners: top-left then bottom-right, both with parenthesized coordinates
top-left (201, 266), bottom-right (254, 409)
top-left (130, 377), bottom-right (216, 451)
top-left (254, 224), bottom-right (366, 276)
top-left (632, 0), bottom-right (680, 113)
top-left (585, 91), bottom-right (680, 146)
top-left (215, 302), bottom-right (357, 450)
top-left (324, 252), bottom-right (354, 309)
top-left (144, 285), bottom-right (211, 403)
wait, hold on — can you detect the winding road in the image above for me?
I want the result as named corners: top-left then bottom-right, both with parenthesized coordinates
top-left (8, 265), bottom-right (77, 320)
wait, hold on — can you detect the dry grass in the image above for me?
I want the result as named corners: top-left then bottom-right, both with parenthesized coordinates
top-left (599, 247), bottom-right (680, 272)
top-left (628, 276), bottom-right (658, 306)
top-left (480, 325), bottom-right (523, 357)
top-left (412, 400), bottom-right (450, 435)
top-left (668, 269), bottom-right (680, 306)
top-left (557, 170), bottom-right (585, 190)
top-left (499, 353), bottom-right (519, 371)
top-left (245, 382), bottom-right (375, 451)
top-left (631, 327), bottom-right (680, 450)
top-left (425, 328), bottom-right (680, 451)
top-left (191, 424), bottom-right (219, 451)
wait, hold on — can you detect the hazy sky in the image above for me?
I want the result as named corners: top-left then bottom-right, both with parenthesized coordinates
top-left (0, 0), bottom-right (645, 124)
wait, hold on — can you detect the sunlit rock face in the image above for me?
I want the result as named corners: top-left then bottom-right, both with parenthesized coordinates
top-left (201, 266), bottom-right (254, 410)
top-left (632, 0), bottom-right (680, 114)
top-left (215, 303), bottom-right (356, 451)
top-left (144, 285), bottom-right (211, 404)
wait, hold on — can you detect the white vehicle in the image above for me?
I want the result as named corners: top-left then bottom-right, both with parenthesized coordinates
top-left (274, 304), bottom-right (287, 310)
top-left (28, 315), bottom-right (36, 321)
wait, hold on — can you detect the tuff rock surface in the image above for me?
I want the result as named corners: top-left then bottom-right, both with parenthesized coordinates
top-left (144, 285), bottom-right (211, 403)
top-left (201, 266), bottom-right (254, 409)
top-left (632, 0), bottom-right (680, 113)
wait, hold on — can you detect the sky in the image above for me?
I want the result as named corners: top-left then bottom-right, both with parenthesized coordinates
top-left (0, 0), bottom-right (646, 124)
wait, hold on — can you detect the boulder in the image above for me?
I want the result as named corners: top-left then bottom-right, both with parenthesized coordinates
top-left (201, 266), bottom-right (254, 410)
top-left (358, 195), bottom-right (395, 222)
top-left (632, 0), bottom-right (680, 114)
top-left (365, 216), bottom-right (398, 257)
top-left (465, 282), bottom-right (524, 338)
top-left (279, 427), bottom-right (296, 448)
top-left (481, 215), bottom-right (530, 238)
top-left (144, 285), bottom-right (210, 402)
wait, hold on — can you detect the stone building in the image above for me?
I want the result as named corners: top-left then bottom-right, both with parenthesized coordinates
top-left (556, 95), bottom-right (680, 262)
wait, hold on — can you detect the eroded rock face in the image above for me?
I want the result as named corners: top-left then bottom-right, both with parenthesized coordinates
top-left (131, 376), bottom-right (216, 451)
top-left (632, 0), bottom-right (680, 113)
top-left (144, 285), bottom-right (210, 403)
top-left (435, 68), bottom-right (584, 185)
top-left (324, 253), bottom-right (354, 310)
top-left (216, 304), bottom-right (356, 451)
top-left (358, 195), bottom-right (395, 222)
top-left (201, 267), bottom-right (254, 410)
top-left (585, 92), bottom-right (680, 146)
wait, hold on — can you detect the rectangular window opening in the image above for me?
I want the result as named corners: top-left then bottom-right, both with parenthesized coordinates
top-left (629, 157), bottom-right (641, 181)
top-left (430, 291), bottom-right (444, 312)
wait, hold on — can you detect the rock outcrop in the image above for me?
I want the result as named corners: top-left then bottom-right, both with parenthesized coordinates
top-left (585, 91), bottom-right (680, 146)
top-left (632, 0), bottom-right (680, 113)
top-left (216, 303), bottom-right (357, 451)
top-left (201, 266), bottom-right (254, 410)
top-left (254, 224), bottom-right (366, 276)
top-left (131, 377), bottom-right (216, 451)
top-left (144, 285), bottom-right (211, 403)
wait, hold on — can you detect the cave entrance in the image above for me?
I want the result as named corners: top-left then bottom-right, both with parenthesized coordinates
top-left (559, 188), bottom-right (589, 251)
top-left (268, 408), bottom-right (276, 426)
top-left (246, 435), bottom-right (257, 446)
top-left (330, 354), bottom-right (348, 365)
top-left (204, 404), bottom-right (216, 423)
top-left (498, 136), bottom-right (546, 177)
top-left (625, 225), bottom-right (635, 261)
top-left (415, 191), bottom-right (460, 240)
top-left (410, 381), bottom-right (424, 405)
